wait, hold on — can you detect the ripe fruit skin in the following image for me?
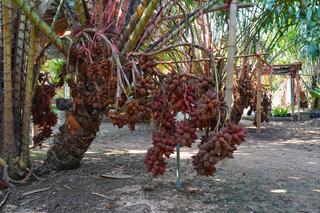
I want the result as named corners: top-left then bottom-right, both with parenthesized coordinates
top-left (32, 84), bottom-right (58, 145)
top-left (140, 70), bottom-right (247, 176)
top-left (192, 123), bottom-right (246, 176)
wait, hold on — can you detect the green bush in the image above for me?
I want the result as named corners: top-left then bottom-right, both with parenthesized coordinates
top-left (41, 59), bottom-right (65, 86)
top-left (272, 107), bottom-right (289, 117)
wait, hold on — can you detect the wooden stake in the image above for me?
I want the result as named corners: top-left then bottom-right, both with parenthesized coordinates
top-left (290, 74), bottom-right (295, 120)
top-left (176, 144), bottom-right (181, 190)
top-left (269, 70), bottom-right (273, 117)
top-left (256, 44), bottom-right (262, 135)
top-left (32, 124), bottom-right (39, 146)
top-left (297, 73), bottom-right (301, 121)
top-left (225, 0), bottom-right (238, 118)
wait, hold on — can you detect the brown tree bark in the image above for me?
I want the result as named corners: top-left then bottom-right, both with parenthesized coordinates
top-left (1, 0), bottom-right (18, 160)
top-left (46, 109), bottom-right (103, 170)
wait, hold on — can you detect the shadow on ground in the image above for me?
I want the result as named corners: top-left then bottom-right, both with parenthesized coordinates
top-left (2, 121), bottom-right (320, 213)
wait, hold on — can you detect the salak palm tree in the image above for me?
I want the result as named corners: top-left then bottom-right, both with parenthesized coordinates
top-left (0, 0), bottom-right (229, 174)
top-left (0, 0), bottom-right (271, 176)
top-left (4, 0), bottom-right (314, 179)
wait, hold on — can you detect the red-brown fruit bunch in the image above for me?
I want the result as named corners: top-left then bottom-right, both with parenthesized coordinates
top-left (32, 85), bottom-right (57, 145)
top-left (192, 122), bottom-right (246, 176)
top-left (175, 121), bottom-right (197, 147)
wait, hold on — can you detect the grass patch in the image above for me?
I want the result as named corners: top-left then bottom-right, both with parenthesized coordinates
top-left (30, 150), bottom-right (47, 161)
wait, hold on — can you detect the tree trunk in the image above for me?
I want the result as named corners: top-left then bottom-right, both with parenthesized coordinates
top-left (20, 15), bottom-right (37, 167)
top-left (0, 0), bottom-right (4, 145)
top-left (12, 11), bottom-right (23, 147)
top-left (46, 46), bottom-right (108, 170)
top-left (1, 0), bottom-right (17, 160)
top-left (46, 108), bottom-right (103, 170)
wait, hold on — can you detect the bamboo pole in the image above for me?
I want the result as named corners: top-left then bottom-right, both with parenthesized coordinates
top-left (176, 144), bottom-right (181, 190)
top-left (256, 44), bottom-right (262, 135)
top-left (225, 0), bottom-right (238, 118)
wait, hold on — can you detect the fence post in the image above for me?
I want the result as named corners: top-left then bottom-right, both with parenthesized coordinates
top-left (225, 0), bottom-right (238, 118)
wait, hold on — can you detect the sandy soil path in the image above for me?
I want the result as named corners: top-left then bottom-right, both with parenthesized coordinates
top-left (2, 121), bottom-right (320, 213)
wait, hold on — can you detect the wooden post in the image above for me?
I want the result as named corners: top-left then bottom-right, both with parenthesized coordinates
top-left (32, 124), bottom-right (39, 146)
top-left (290, 72), bottom-right (295, 120)
top-left (256, 51), bottom-right (262, 135)
top-left (176, 144), bottom-right (181, 190)
top-left (225, 0), bottom-right (238, 118)
top-left (296, 72), bottom-right (301, 121)
top-left (269, 69), bottom-right (273, 117)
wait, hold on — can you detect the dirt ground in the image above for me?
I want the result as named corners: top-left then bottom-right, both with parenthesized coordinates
top-left (2, 120), bottom-right (320, 213)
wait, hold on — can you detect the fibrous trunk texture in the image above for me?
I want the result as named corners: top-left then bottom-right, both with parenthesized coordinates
top-left (46, 110), bottom-right (103, 170)
top-left (1, 0), bottom-right (17, 159)
top-left (0, 0), bottom-right (4, 145)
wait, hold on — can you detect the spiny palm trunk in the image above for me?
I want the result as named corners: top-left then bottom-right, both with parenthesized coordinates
top-left (0, 0), bottom-right (4, 145)
top-left (1, 0), bottom-right (17, 160)
top-left (12, 11), bottom-right (23, 146)
top-left (46, 109), bottom-right (103, 170)
top-left (12, 10), bottom-right (30, 152)
top-left (46, 48), bottom-right (108, 170)
top-left (21, 14), bottom-right (37, 166)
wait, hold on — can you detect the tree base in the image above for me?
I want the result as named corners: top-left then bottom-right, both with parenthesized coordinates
top-left (46, 112), bottom-right (102, 170)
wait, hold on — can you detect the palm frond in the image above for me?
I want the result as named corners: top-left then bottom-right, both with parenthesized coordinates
top-left (12, 0), bottom-right (65, 53)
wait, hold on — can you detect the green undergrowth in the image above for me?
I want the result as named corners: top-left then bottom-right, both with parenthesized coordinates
top-left (30, 150), bottom-right (47, 161)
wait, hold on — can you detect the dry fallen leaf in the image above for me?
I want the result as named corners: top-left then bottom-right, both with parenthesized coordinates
top-left (104, 203), bottom-right (113, 209)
